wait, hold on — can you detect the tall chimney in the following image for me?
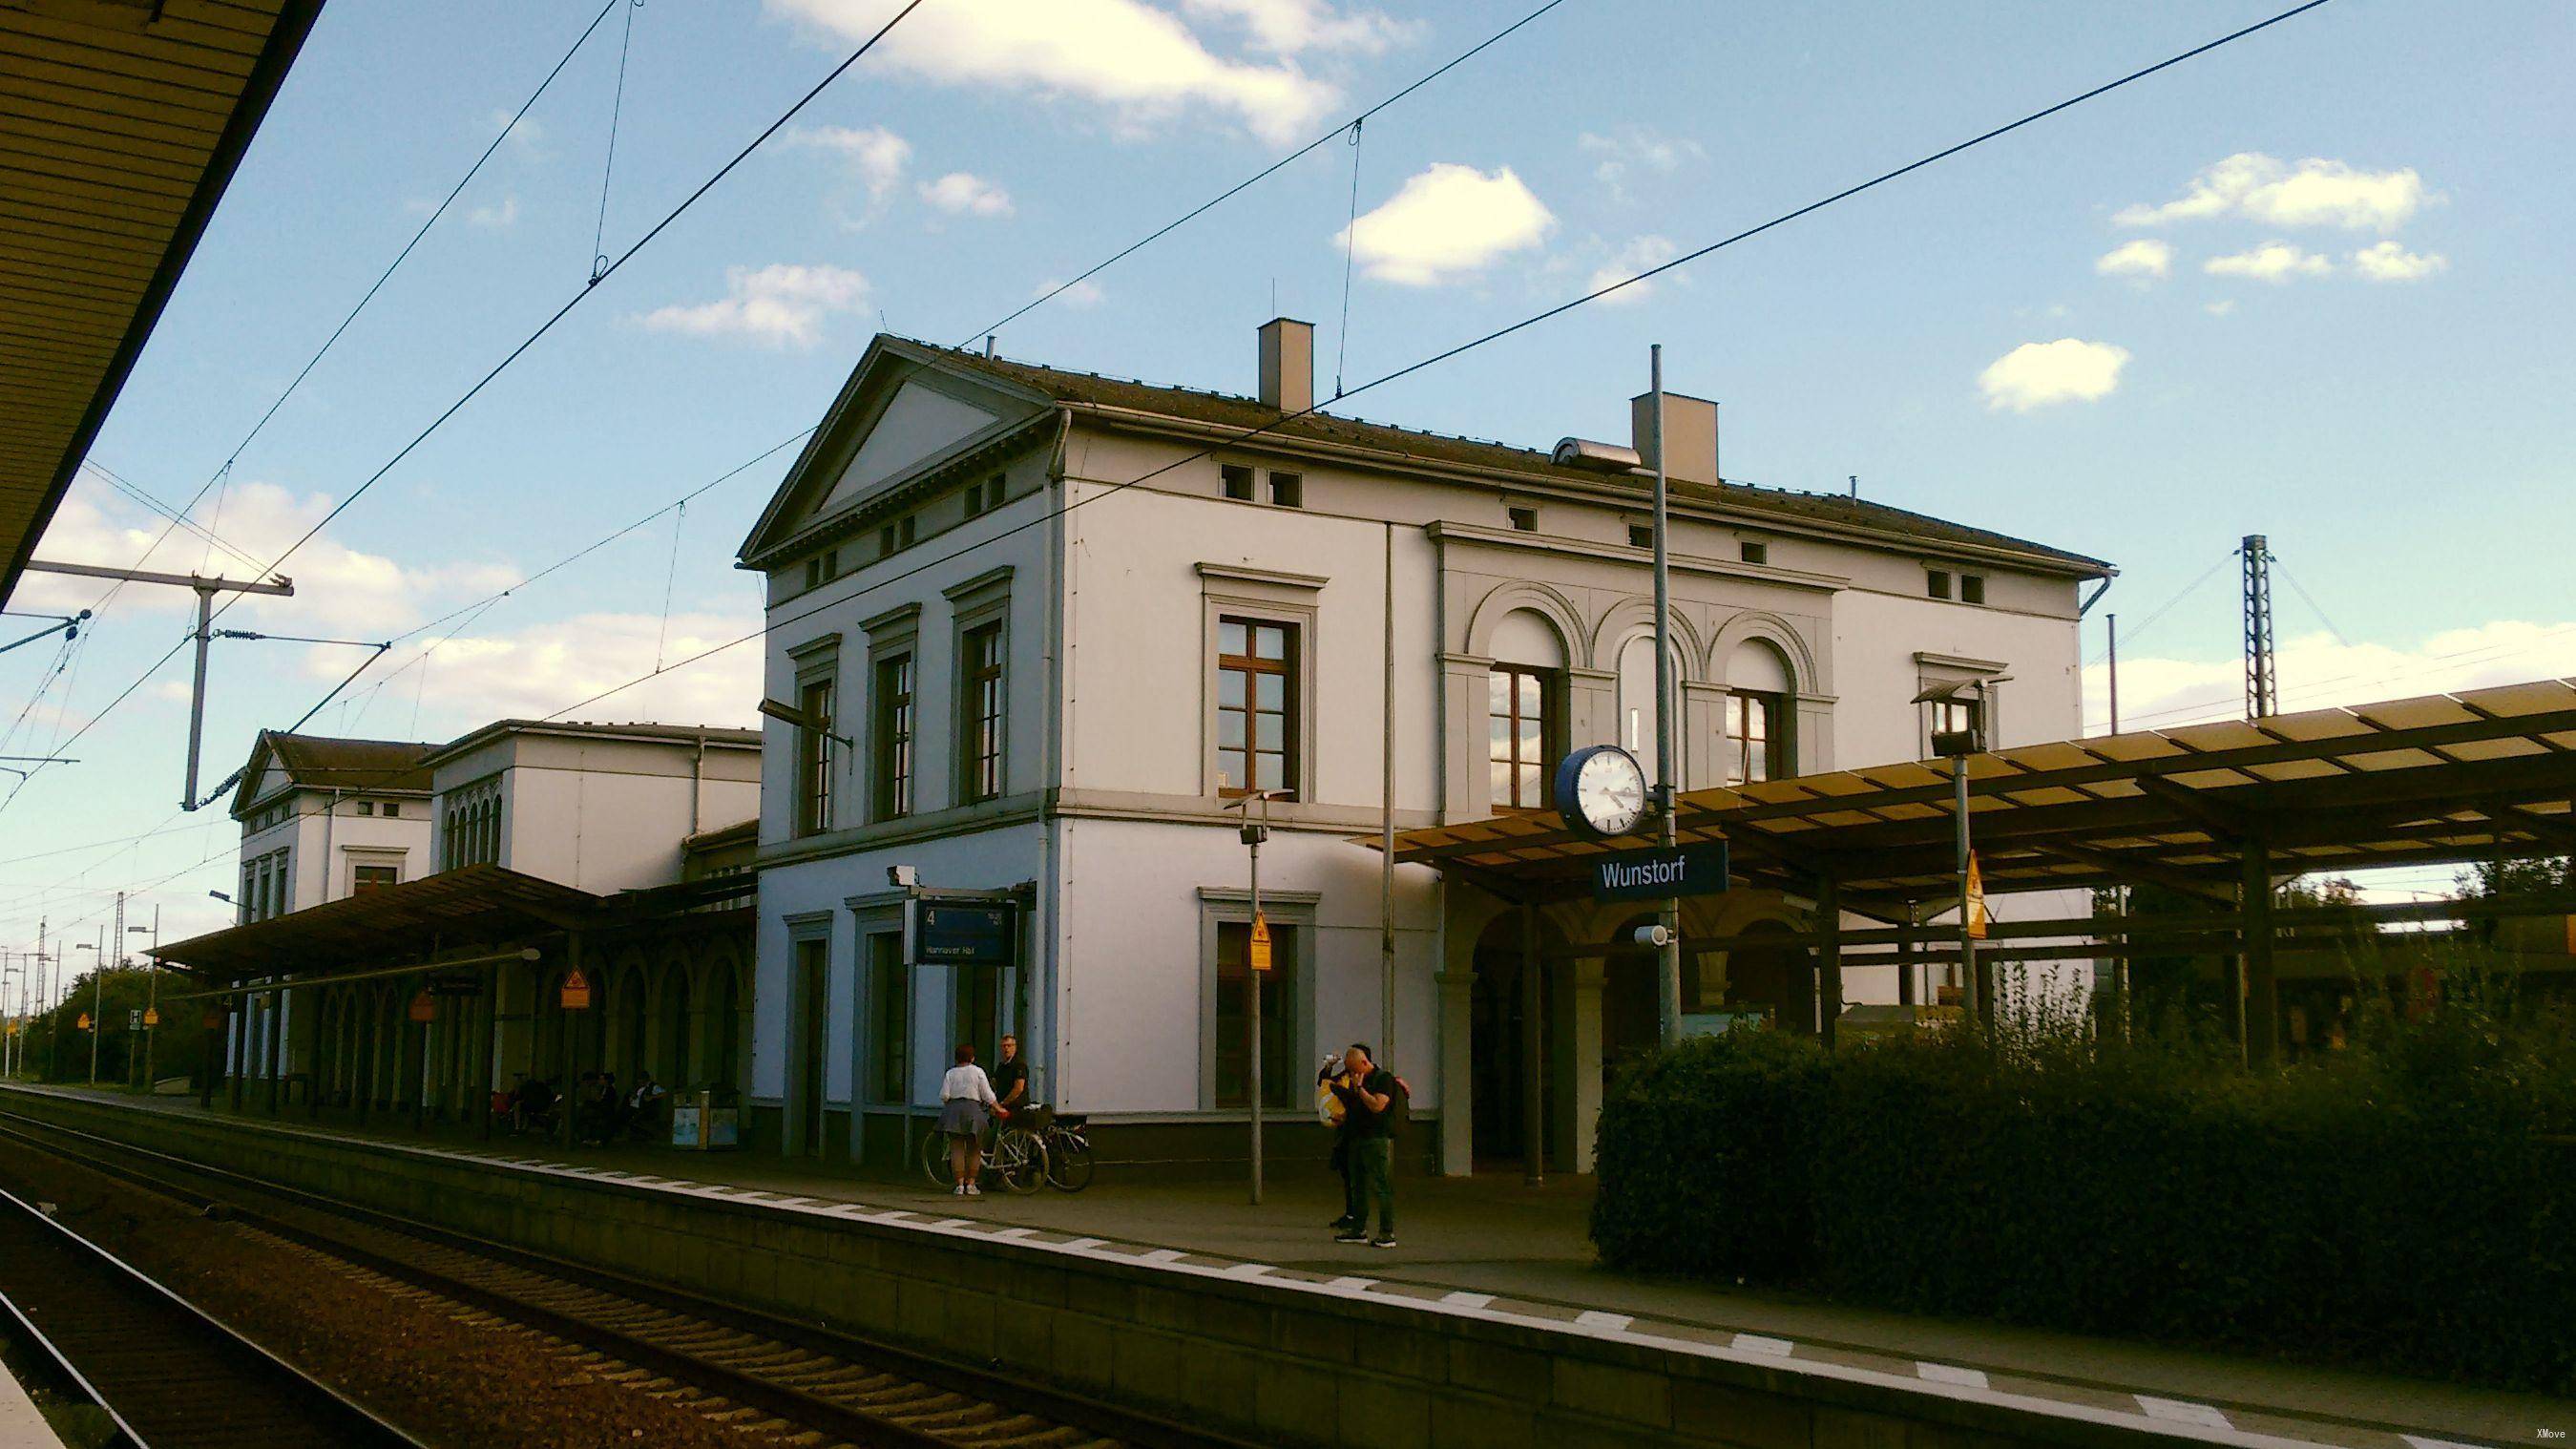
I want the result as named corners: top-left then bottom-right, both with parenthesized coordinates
top-left (1258, 317), bottom-right (1314, 415)
top-left (1632, 390), bottom-right (1719, 486)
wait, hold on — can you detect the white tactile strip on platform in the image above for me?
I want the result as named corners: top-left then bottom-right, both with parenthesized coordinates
top-left (8, 1088), bottom-right (2514, 1449)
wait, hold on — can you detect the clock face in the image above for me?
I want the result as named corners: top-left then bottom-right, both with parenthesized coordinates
top-left (1557, 745), bottom-right (1649, 838)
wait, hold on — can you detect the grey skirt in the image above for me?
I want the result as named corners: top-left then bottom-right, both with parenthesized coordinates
top-left (939, 1098), bottom-right (989, 1138)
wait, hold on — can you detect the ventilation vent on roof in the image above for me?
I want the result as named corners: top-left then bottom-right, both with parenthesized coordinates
top-left (1551, 438), bottom-right (1642, 472)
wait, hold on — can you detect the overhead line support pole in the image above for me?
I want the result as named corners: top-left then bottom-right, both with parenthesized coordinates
top-left (1649, 345), bottom-right (1681, 1050)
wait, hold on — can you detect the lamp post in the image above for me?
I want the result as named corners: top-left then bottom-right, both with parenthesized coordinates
top-left (1226, 788), bottom-right (1281, 1206)
top-left (74, 938), bottom-right (100, 1082)
top-left (1917, 677), bottom-right (2004, 1025)
top-left (130, 914), bottom-right (157, 1090)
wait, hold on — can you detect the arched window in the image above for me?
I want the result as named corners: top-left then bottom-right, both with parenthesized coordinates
top-left (1615, 635), bottom-right (1683, 765)
top-left (1488, 609), bottom-right (1566, 809)
top-left (1723, 641), bottom-right (1794, 785)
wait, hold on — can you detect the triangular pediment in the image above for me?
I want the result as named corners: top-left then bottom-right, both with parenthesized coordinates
top-left (739, 338), bottom-right (1055, 565)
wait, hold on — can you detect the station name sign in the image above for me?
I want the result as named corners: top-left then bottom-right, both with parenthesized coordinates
top-left (1589, 842), bottom-right (1728, 903)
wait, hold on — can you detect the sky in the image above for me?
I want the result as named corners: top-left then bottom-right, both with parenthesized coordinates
top-left (3, 0), bottom-right (2571, 973)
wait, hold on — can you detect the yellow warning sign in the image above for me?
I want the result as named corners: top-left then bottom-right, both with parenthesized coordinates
top-left (75, 1013), bottom-right (91, 1030)
top-left (142, 1007), bottom-right (159, 1028)
top-left (1965, 852), bottom-right (1989, 940)
top-left (560, 967), bottom-right (594, 1011)
top-left (1248, 913), bottom-right (1273, 973)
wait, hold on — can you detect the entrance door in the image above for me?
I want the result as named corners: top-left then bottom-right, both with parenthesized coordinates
top-left (1468, 913), bottom-right (1559, 1166)
top-left (791, 939), bottom-right (828, 1155)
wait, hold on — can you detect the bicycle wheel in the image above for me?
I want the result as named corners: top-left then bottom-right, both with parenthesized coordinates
top-left (1044, 1130), bottom-right (1095, 1192)
top-left (922, 1125), bottom-right (957, 1189)
top-left (993, 1128), bottom-right (1048, 1195)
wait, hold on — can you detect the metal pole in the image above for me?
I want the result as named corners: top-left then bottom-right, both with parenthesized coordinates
top-left (2106, 613), bottom-right (2120, 734)
top-left (142, 907), bottom-right (159, 1091)
top-left (1380, 521), bottom-right (1396, 1068)
top-left (184, 585), bottom-right (214, 809)
top-left (1649, 344), bottom-right (1682, 1049)
top-left (1955, 754), bottom-right (1979, 1023)
top-left (90, 929), bottom-right (105, 1083)
top-left (1246, 794), bottom-right (1265, 1207)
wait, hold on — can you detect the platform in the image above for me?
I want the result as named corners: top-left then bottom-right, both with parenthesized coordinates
top-left (0, 1354), bottom-right (66, 1449)
top-left (0, 1083), bottom-right (2551, 1449)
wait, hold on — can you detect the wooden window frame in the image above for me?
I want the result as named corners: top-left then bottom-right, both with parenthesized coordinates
top-left (958, 621), bottom-right (1005, 803)
top-left (1216, 616), bottom-right (1300, 800)
top-left (1488, 663), bottom-right (1559, 810)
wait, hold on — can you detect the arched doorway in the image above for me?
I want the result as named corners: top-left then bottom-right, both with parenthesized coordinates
top-left (1725, 919), bottom-right (1813, 1034)
top-left (1468, 910), bottom-right (1561, 1166)
top-left (704, 956), bottom-right (743, 1093)
top-left (660, 966), bottom-right (693, 1086)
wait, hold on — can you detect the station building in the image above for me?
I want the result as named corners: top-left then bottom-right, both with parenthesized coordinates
top-left (738, 324), bottom-right (2112, 1173)
top-left (202, 722), bottom-right (761, 1119)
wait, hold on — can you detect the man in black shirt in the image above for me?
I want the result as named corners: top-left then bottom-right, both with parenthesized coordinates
top-left (991, 1035), bottom-right (1029, 1119)
top-left (1331, 1043), bottom-right (1398, 1248)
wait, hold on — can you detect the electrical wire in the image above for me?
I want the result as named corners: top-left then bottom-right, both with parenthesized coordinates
top-left (2086, 550), bottom-right (2233, 666)
top-left (545, 0), bottom-right (2343, 726)
top-left (589, 0), bottom-right (642, 284)
top-left (2275, 561), bottom-right (2354, 648)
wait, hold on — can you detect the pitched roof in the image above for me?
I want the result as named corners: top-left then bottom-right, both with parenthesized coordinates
top-left (236, 732), bottom-right (440, 814)
top-left (909, 339), bottom-right (2113, 577)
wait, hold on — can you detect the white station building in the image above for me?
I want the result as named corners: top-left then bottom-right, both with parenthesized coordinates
top-left (739, 323), bottom-right (2111, 1172)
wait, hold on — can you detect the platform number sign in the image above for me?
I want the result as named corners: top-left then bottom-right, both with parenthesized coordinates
top-left (559, 967), bottom-right (594, 1011)
top-left (126, 1008), bottom-right (139, 1031)
top-left (1248, 913), bottom-right (1273, 973)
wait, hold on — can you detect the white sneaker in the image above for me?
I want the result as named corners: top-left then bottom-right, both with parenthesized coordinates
top-left (965, 1183), bottom-right (982, 1197)
top-left (953, 1185), bottom-right (966, 1196)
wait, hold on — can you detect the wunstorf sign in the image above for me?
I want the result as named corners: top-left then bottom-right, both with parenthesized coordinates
top-left (1589, 842), bottom-right (1729, 902)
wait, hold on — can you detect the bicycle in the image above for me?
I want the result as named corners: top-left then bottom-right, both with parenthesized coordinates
top-left (1034, 1108), bottom-right (1094, 1192)
top-left (920, 1110), bottom-right (1045, 1194)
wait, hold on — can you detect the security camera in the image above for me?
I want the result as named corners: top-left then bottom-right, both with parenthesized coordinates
top-left (887, 865), bottom-right (920, 889)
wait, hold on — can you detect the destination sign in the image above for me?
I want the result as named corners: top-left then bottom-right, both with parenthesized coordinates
top-left (1588, 842), bottom-right (1729, 903)
top-left (913, 898), bottom-right (1016, 968)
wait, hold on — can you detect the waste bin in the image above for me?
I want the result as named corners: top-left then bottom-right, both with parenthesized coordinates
top-left (669, 1088), bottom-right (740, 1150)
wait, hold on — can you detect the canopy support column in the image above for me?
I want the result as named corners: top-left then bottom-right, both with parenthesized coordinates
top-left (1519, 902), bottom-right (1542, 1187)
top-left (2243, 837), bottom-right (2277, 1065)
top-left (1816, 873), bottom-right (1843, 1049)
top-left (263, 987), bottom-right (283, 1116)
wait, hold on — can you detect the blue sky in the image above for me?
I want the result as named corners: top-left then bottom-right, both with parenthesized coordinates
top-left (4, 0), bottom-right (2570, 956)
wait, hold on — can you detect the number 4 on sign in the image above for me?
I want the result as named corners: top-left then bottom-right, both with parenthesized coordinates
top-left (1248, 914), bottom-right (1273, 973)
top-left (1965, 852), bottom-right (1990, 940)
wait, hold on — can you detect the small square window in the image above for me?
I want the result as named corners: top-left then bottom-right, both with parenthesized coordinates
top-left (1267, 472), bottom-right (1302, 508)
top-left (878, 524), bottom-right (896, 556)
top-left (1628, 524), bottom-right (1656, 551)
top-left (1740, 540), bottom-right (1769, 565)
top-left (383, 802), bottom-right (400, 819)
top-left (1961, 574), bottom-right (1987, 605)
top-left (1221, 464), bottom-right (1256, 501)
top-left (355, 800), bottom-right (374, 816)
top-left (1927, 570), bottom-right (1953, 600)
top-left (897, 515), bottom-right (917, 547)
top-left (1507, 506), bottom-right (1539, 533)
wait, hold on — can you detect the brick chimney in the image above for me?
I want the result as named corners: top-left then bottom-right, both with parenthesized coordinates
top-left (1631, 390), bottom-right (1720, 486)
top-left (1259, 317), bottom-right (1314, 414)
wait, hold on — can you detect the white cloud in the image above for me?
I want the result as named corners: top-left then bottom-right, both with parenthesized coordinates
top-left (2116, 152), bottom-right (2427, 232)
top-left (1180, 0), bottom-right (1418, 54)
top-left (1978, 338), bottom-right (2129, 412)
top-left (377, 610), bottom-right (763, 733)
top-left (638, 263), bottom-right (871, 347)
top-left (466, 195), bottom-right (518, 229)
top-left (1579, 126), bottom-right (1706, 201)
top-left (1337, 163), bottom-right (1553, 286)
top-left (489, 109), bottom-right (546, 160)
top-left (2204, 299), bottom-right (2236, 317)
top-left (2084, 621), bottom-right (2576, 735)
top-left (1587, 234), bottom-right (1680, 302)
top-left (790, 124), bottom-right (911, 200)
top-left (2351, 239), bottom-right (2447, 282)
top-left (767, 0), bottom-right (1339, 145)
top-left (919, 171), bottom-right (1014, 218)
top-left (2094, 238), bottom-right (2171, 281)
top-left (2204, 241), bottom-right (2334, 283)
top-left (1037, 277), bottom-right (1105, 308)
top-left (14, 479), bottom-right (513, 637)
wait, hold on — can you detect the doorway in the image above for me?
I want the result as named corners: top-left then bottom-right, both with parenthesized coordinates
top-left (789, 938), bottom-right (829, 1156)
top-left (1468, 911), bottom-right (1560, 1166)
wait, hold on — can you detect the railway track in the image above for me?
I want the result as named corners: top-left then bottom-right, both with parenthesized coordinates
top-left (0, 1111), bottom-right (1250, 1449)
top-left (0, 1175), bottom-right (425, 1449)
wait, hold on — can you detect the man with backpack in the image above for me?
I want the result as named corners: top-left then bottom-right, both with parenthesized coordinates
top-left (1330, 1042), bottom-right (1404, 1248)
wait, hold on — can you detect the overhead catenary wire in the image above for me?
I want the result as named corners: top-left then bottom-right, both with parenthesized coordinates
top-left (9, 2), bottom-right (925, 785)
top-left (2085, 549), bottom-right (2233, 666)
top-left (2274, 560), bottom-right (2355, 649)
top-left (1333, 117), bottom-right (1365, 398)
top-left (543, 0), bottom-right (2342, 728)
top-left (589, 0), bottom-right (643, 284)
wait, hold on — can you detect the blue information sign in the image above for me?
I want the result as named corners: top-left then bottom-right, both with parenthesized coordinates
top-left (913, 898), bottom-right (1016, 967)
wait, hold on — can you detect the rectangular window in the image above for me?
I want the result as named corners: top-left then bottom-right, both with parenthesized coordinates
top-left (355, 800), bottom-right (374, 817)
top-left (959, 623), bottom-right (1005, 803)
top-left (1961, 574), bottom-right (1987, 605)
top-left (383, 802), bottom-right (400, 819)
top-left (1221, 463), bottom-right (1255, 501)
top-left (1214, 919), bottom-right (1294, 1110)
top-left (1488, 665), bottom-right (1555, 809)
top-left (871, 653), bottom-right (914, 820)
top-left (897, 515), bottom-right (917, 547)
top-left (1927, 570), bottom-right (1953, 600)
top-left (868, 934), bottom-right (910, 1104)
top-left (1724, 692), bottom-right (1782, 786)
top-left (1628, 524), bottom-right (1655, 550)
top-left (795, 675), bottom-right (836, 836)
top-left (963, 478), bottom-right (984, 516)
top-left (1216, 618), bottom-right (1297, 798)
top-left (352, 864), bottom-right (399, 892)
top-left (806, 557), bottom-right (824, 590)
top-left (878, 523), bottom-right (895, 556)
top-left (1267, 471), bottom-right (1302, 508)
top-left (1740, 540), bottom-right (1769, 565)
top-left (1507, 506), bottom-right (1538, 533)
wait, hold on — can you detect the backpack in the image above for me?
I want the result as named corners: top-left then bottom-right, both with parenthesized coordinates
top-left (1384, 1074), bottom-right (1412, 1138)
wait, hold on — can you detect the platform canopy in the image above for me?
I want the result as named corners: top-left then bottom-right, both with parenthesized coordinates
top-left (151, 864), bottom-right (606, 981)
top-left (0, 0), bottom-right (324, 604)
top-left (1380, 678), bottom-right (2576, 914)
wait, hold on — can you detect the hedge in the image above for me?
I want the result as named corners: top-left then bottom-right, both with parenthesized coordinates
top-left (1590, 1024), bottom-right (2576, 1394)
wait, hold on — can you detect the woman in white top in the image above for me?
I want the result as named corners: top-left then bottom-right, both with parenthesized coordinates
top-left (938, 1043), bottom-right (999, 1196)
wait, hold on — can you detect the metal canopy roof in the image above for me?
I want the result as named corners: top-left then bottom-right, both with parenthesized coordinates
top-left (150, 865), bottom-right (601, 980)
top-left (1382, 678), bottom-right (2576, 910)
top-left (0, 0), bottom-right (324, 604)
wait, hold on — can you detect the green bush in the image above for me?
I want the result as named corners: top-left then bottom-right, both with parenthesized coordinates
top-left (1589, 976), bottom-right (2576, 1394)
